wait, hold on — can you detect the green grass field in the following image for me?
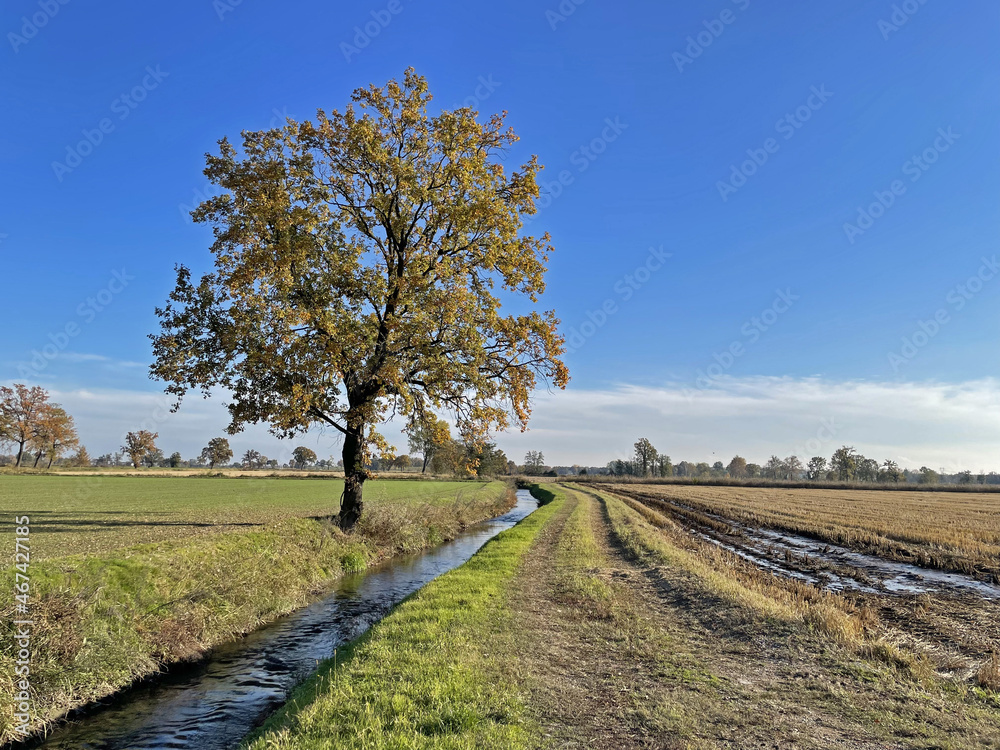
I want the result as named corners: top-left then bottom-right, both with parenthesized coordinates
top-left (0, 475), bottom-right (514, 742)
top-left (0, 475), bottom-right (497, 559)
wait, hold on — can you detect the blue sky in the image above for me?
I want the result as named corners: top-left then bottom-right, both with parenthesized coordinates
top-left (2, 0), bottom-right (998, 468)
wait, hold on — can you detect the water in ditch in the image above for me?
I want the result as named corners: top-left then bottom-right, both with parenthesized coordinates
top-left (24, 489), bottom-right (541, 750)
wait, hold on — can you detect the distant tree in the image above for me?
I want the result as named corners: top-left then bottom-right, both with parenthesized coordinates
top-left (69, 446), bottom-right (91, 468)
top-left (143, 448), bottom-right (165, 468)
top-left (957, 470), bottom-right (973, 484)
top-left (633, 438), bottom-right (658, 477)
top-left (30, 403), bottom-right (79, 469)
top-left (168, 452), bottom-right (184, 468)
top-left (242, 449), bottom-right (263, 469)
top-left (746, 463), bottom-right (761, 478)
top-left (200, 437), bottom-right (233, 469)
top-left (806, 456), bottom-right (827, 481)
top-left (764, 455), bottom-right (784, 480)
top-left (430, 440), bottom-right (462, 475)
top-left (675, 461), bottom-right (694, 478)
top-left (407, 416), bottom-right (452, 473)
top-left (94, 453), bottom-right (113, 467)
top-left (465, 442), bottom-right (508, 477)
top-left (507, 459), bottom-right (518, 475)
top-left (0, 384), bottom-right (51, 468)
top-left (292, 446), bottom-right (318, 469)
top-left (918, 466), bottom-right (940, 485)
top-left (726, 456), bottom-right (748, 479)
top-left (830, 446), bottom-right (858, 482)
top-left (784, 455), bottom-right (803, 480)
top-left (122, 430), bottom-right (159, 469)
top-left (856, 456), bottom-right (879, 483)
top-left (878, 459), bottom-right (903, 483)
top-left (524, 450), bottom-right (546, 476)
top-left (711, 461), bottom-right (725, 476)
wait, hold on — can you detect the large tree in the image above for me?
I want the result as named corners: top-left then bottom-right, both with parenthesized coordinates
top-left (0, 384), bottom-right (50, 468)
top-left (150, 70), bottom-right (567, 530)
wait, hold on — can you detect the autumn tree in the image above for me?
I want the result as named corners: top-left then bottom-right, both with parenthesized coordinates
top-left (122, 430), bottom-right (158, 469)
top-left (0, 384), bottom-right (50, 468)
top-left (633, 438), bottom-right (658, 478)
top-left (69, 446), bottom-right (91, 467)
top-left (407, 414), bottom-right (451, 473)
top-left (726, 455), bottom-right (748, 478)
top-left (201, 437), bottom-right (234, 469)
top-left (149, 70), bottom-right (567, 530)
top-left (292, 446), bottom-right (318, 469)
top-left (30, 403), bottom-right (79, 468)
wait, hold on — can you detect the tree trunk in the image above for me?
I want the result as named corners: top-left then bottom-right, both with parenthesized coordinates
top-left (15, 441), bottom-right (25, 468)
top-left (421, 453), bottom-right (428, 473)
top-left (47, 456), bottom-right (54, 469)
top-left (340, 424), bottom-right (365, 531)
top-left (33, 451), bottom-right (43, 468)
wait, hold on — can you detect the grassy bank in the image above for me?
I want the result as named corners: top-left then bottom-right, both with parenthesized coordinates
top-left (0, 474), bottom-right (501, 559)
top-left (241, 484), bottom-right (562, 750)
top-left (0, 479), bottom-right (513, 744)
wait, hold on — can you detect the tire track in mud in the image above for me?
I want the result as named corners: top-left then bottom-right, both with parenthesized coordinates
top-left (607, 486), bottom-right (1000, 687)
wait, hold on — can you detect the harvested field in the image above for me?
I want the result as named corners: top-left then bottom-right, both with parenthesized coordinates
top-left (598, 482), bottom-right (1000, 582)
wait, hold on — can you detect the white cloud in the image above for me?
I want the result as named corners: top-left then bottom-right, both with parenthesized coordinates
top-left (7, 377), bottom-right (999, 472)
top-left (489, 377), bottom-right (1000, 473)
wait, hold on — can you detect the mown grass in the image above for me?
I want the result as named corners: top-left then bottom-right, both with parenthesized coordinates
top-left (612, 482), bottom-right (1000, 579)
top-left (241, 485), bottom-right (561, 750)
top-left (0, 478), bottom-right (512, 744)
top-left (0, 475), bottom-right (498, 559)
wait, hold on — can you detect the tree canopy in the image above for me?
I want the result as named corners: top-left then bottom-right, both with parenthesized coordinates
top-left (150, 69), bottom-right (567, 528)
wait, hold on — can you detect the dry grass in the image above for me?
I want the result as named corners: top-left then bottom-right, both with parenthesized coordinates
top-left (604, 482), bottom-right (1000, 579)
top-left (978, 652), bottom-right (1000, 691)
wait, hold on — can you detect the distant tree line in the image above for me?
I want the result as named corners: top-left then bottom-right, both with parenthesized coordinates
top-left (600, 438), bottom-right (995, 486)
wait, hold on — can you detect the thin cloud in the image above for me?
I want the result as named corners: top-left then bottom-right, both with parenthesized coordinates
top-left (7, 378), bottom-right (998, 473)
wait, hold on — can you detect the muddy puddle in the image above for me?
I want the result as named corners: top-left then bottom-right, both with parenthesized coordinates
top-left (641, 496), bottom-right (1000, 600)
